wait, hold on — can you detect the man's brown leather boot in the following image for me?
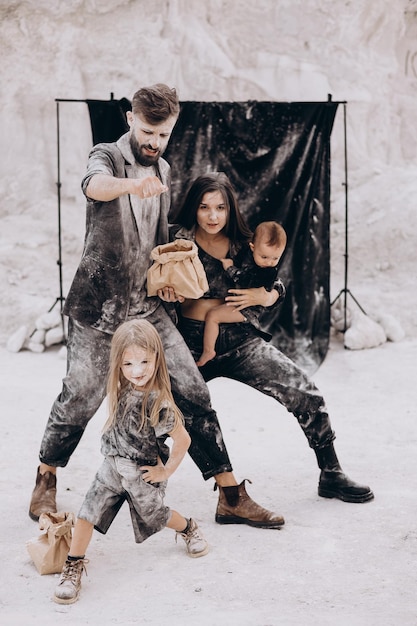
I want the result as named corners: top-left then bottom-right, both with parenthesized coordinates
top-left (29, 467), bottom-right (57, 521)
top-left (215, 479), bottom-right (284, 529)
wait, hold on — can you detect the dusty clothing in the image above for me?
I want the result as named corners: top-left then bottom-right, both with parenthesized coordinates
top-left (172, 226), bottom-right (284, 338)
top-left (225, 246), bottom-right (282, 291)
top-left (178, 317), bottom-right (335, 450)
top-left (77, 387), bottom-right (175, 543)
top-left (78, 455), bottom-right (170, 543)
top-left (40, 310), bottom-right (233, 480)
top-left (63, 132), bottom-right (171, 332)
top-left (172, 226), bottom-right (284, 298)
top-left (39, 137), bottom-right (233, 481)
top-left (173, 226), bottom-right (336, 451)
top-left (100, 388), bottom-right (176, 464)
top-left (223, 245), bottom-right (285, 330)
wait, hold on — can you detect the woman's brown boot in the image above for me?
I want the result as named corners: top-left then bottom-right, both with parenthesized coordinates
top-left (215, 479), bottom-right (285, 529)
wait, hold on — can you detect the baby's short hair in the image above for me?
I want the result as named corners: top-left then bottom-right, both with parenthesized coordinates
top-left (253, 221), bottom-right (287, 249)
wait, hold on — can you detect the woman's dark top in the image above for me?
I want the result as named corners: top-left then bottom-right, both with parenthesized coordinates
top-left (171, 225), bottom-right (285, 339)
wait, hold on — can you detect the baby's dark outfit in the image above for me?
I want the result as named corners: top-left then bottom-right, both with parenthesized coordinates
top-left (223, 245), bottom-right (285, 329)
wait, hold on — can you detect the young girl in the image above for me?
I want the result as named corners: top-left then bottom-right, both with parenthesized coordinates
top-left (196, 221), bottom-right (287, 366)
top-left (53, 319), bottom-right (208, 605)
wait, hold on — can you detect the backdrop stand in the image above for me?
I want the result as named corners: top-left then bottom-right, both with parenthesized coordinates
top-left (46, 99), bottom-right (66, 339)
top-left (49, 94), bottom-right (116, 342)
top-left (52, 95), bottom-right (361, 348)
top-left (330, 100), bottom-right (367, 333)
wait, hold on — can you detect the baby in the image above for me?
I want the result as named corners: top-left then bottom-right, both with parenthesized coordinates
top-left (196, 221), bottom-right (287, 366)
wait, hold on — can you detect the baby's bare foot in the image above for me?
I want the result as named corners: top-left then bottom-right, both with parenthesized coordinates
top-left (196, 350), bottom-right (216, 367)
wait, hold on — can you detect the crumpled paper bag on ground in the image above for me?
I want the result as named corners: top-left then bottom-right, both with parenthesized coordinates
top-left (26, 511), bottom-right (75, 575)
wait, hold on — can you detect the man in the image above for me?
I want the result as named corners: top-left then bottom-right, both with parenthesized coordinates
top-left (29, 83), bottom-right (285, 529)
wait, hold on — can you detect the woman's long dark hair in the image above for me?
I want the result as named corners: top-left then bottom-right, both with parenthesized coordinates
top-left (172, 172), bottom-right (252, 243)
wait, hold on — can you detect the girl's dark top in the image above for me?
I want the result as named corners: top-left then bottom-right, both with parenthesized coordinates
top-left (101, 388), bottom-right (176, 466)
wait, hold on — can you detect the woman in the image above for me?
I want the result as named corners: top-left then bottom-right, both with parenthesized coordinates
top-left (161, 172), bottom-right (373, 505)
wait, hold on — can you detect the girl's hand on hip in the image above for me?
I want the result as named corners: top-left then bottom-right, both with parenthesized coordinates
top-left (140, 465), bottom-right (168, 484)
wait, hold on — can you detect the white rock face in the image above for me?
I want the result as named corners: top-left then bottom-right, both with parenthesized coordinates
top-left (1, 1), bottom-right (416, 343)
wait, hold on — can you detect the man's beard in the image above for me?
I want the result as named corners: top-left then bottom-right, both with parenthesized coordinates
top-left (130, 134), bottom-right (162, 166)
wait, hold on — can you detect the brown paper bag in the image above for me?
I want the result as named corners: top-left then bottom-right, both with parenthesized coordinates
top-left (147, 239), bottom-right (209, 299)
top-left (26, 511), bottom-right (75, 575)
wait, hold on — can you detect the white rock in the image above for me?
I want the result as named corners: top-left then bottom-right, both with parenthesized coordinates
top-left (330, 298), bottom-right (352, 332)
top-left (6, 325), bottom-right (28, 353)
top-left (372, 313), bottom-right (405, 342)
top-left (31, 329), bottom-right (46, 344)
top-left (344, 310), bottom-right (387, 350)
top-left (35, 309), bottom-right (63, 330)
top-left (45, 326), bottom-right (65, 347)
top-left (27, 340), bottom-right (45, 353)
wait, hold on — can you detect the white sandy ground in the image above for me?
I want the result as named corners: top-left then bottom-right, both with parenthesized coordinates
top-left (1, 118), bottom-right (416, 626)
top-left (0, 165), bottom-right (416, 625)
top-left (0, 331), bottom-right (416, 626)
top-left (1, 3), bottom-right (416, 623)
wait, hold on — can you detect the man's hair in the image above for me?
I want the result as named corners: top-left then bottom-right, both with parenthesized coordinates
top-left (131, 83), bottom-right (180, 124)
top-left (253, 221), bottom-right (287, 249)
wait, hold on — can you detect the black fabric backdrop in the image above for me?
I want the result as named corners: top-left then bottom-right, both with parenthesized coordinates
top-left (87, 98), bottom-right (131, 144)
top-left (87, 100), bottom-right (338, 374)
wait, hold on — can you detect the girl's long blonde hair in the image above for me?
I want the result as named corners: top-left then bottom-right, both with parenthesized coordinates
top-left (103, 319), bottom-right (183, 432)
